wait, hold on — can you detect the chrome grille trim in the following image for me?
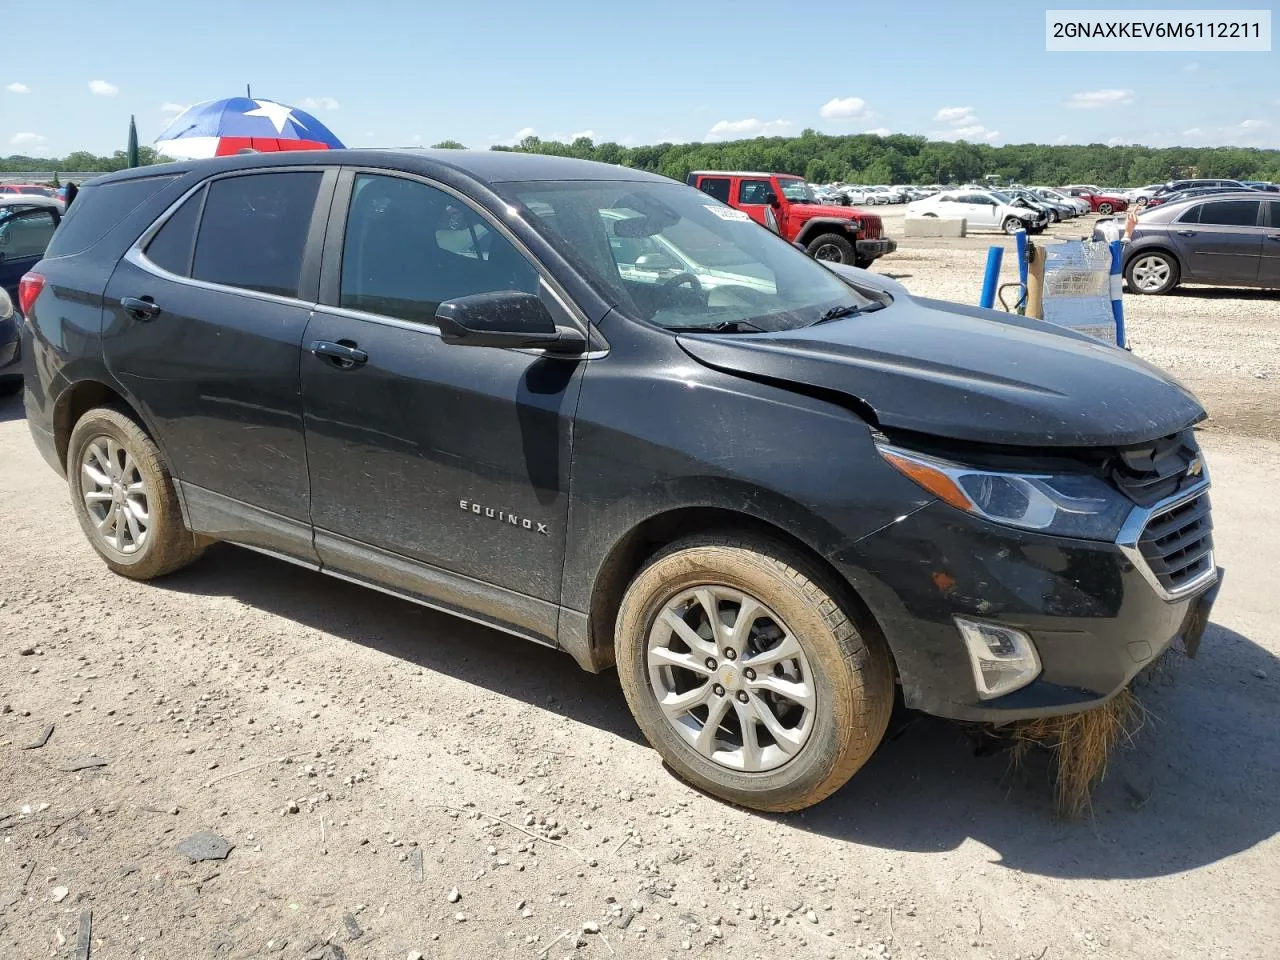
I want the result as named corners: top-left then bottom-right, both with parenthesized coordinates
top-left (1116, 477), bottom-right (1216, 601)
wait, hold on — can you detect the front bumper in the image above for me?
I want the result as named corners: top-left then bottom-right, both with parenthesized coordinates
top-left (856, 237), bottom-right (897, 259)
top-left (833, 499), bottom-right (1220, 723)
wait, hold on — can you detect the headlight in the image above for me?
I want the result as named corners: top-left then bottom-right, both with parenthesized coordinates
top-left (877, 444), bottom-right (1132, 540)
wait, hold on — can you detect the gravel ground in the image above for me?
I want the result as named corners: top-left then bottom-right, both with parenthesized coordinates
top-left (1, 224), bottom-right (1278, 960)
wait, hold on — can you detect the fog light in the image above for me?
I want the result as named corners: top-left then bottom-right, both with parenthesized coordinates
top-left (954, 617), bottom-right (1042, 700)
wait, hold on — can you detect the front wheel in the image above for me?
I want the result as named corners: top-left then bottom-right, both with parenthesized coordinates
top-left (1126, 251), bottom-right (1180, 295)
top-left (67, 406), bottom-right (205, 580)
top-left (805, 232), bottom-right (855, 265)
top-left (614, 535), bottom-right (895, 812)
top-left (1003, 217), bottom-right (1026, 235)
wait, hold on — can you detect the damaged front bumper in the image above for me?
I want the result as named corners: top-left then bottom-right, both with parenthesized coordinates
top-left (832, 500), bottom-right (1221, 723)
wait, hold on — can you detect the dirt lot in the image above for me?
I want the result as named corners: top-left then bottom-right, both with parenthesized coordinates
top-left (2, 218), bottom-right (1278, 960)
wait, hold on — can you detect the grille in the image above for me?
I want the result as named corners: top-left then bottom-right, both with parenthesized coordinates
top-left (1136, 490), bottom-right (1214, 595)
top-left (858, 215), bottom-right (882, 240)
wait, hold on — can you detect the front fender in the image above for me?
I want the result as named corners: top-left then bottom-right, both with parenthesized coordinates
top-left (795, 218), bottom-right (860, 246)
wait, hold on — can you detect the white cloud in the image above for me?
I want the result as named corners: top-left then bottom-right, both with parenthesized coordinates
top-left (5, 82), bottom-right (30, 94)
top-left (514, 126), bottom-right (537, 140)
top-left (1182, 127), bottom-right (1204, 137)
top-left (1065, 88), bottom-right (1134, 109)
top-left (705, 117), bottom-right (792, 141)
top-left (159, 101), bottom-right (189, 115)
top-left (571, 129), bottom-right (596, 140)
top-left (1239, 118), bottom-right (1269, 130)
top-left (88, 79), bottom-right (119, 96)
top-left (9, 132), bottom-right (47, 147)
top-left (1054, 134), bottom-right (1071, 144)
top-left (863, 127), bottom-right (891, 136)
top-left (820, 96), bottom-right (871, 121)
top-left (301, 96), bottom-right (340, 111)
top-left (934, 105), bottom-right (975, 124)
top-left (1106, 136), bottom-right (1127, 146)
top-left (934, 124), bottom-right (1000, 142)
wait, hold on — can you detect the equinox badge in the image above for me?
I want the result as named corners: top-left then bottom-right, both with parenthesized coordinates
top-left (459, 499), bottom-right (549, 535)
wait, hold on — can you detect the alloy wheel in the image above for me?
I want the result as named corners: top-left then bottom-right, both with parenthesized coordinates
top-left (1130, 256), bottom-right (1172, 292)
top-left (80, 437), bottom-right (151, 554)
top-left (813, 243), bottom-right (843, 262)
top-left (647, 586), bottom-right (816, 773)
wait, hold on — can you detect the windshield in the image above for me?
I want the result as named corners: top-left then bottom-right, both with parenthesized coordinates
top-left (497, 180), bottom-right (873, 333)
top-left (990, 191), bottom-right (1014, 203)
top-left (777, 178), bottom-right (815, 203)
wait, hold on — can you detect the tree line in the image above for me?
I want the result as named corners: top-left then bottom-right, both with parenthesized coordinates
top-left (5, 133), bottom-right (1278, 186)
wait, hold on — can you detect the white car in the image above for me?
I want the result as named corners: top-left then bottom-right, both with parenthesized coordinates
top-left (862, 187), bottom-right (891, 205)
top-left (840, 186), bottom-right (871, 204)
top-left (906, 189), bottom-right (1047, 234)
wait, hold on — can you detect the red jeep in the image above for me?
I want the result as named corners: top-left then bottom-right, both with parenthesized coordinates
top-left (686, 170), bottom-right (897, 268)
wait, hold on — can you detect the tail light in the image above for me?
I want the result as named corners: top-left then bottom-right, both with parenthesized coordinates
top-left (18, 272), bottom-right (45, 317)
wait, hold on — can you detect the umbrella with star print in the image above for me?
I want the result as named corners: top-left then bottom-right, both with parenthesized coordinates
top-left (154, 97), bottom-right (345, 160)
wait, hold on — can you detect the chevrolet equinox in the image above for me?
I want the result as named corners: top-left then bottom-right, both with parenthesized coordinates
top-left (21, 151), bottom-right (1220, 811)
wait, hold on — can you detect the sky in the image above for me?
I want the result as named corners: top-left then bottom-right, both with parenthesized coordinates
top-left (1, 0), bottom-right (1277, 157)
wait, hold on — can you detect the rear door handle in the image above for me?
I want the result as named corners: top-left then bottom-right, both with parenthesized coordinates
top-left (120, 296), bottom-right (160, 321)
top-left (308, 340), bottom-right (368, 368)
top-left (1176, 230), bottom-right (1196, 237)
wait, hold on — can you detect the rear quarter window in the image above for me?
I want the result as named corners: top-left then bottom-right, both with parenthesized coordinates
top-left (43, 176), bottom-right (177, 258)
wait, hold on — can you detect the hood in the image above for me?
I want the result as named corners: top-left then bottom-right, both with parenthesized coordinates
top-left (676, 295), bottom-right (1205, 448)
top-left (787, 202), bottom-right (860, 220)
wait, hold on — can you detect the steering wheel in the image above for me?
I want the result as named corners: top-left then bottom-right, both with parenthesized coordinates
top-left (660, 272), bottom-right (707, 308)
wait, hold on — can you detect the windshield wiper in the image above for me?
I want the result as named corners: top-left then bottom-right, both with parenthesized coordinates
top-left (812, 304), bottom-right (866, 325)
top-left (671, 319), bottom-right (767, 334)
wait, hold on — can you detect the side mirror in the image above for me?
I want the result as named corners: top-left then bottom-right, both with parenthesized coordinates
top-left (435, 291), bottom-right (586, 353)
top-left (764, 191), bottom-right (780, 207)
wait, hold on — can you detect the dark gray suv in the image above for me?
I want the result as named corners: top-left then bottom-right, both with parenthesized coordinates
top-left (21, 150), bottom-right (1220, 811)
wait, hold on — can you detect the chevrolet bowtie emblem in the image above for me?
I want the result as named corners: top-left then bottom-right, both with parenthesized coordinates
top-left (1186, 458), bottom-right (1203, 477)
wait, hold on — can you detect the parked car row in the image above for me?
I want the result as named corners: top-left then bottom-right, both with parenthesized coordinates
top-left (0, 194), bottom-right (64, 393)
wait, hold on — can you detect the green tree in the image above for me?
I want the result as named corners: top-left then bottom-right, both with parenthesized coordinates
top-left (431, 140), bottom-right (466, 149)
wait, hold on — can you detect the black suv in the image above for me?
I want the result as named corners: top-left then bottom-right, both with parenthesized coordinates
top-left (22, 151), bottom-right (1220, 812)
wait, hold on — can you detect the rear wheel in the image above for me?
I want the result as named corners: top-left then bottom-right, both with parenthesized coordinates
top-left (806, 232), bottom-right (855, 265)
top-left (1126, 251), bottom-right (1180, 295)
top-left (1097, 202), bottom-right (1114, 215)
top-left (67, 407), bottom-right (205, 580)
top-left (614, 535), bottom-right (895, 812)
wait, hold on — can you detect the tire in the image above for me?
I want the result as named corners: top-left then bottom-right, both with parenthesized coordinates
top-left (853, 256), bottom-right (875, 269)
top-left (805, 232), bottom-right (855, 265)
top-left (1002, 217), bottom-right (1026, 235)
top-left (1125, 250), bottom-right (1180, 295)
top-left (0, 376), bottom-right (21, 396)
top-left (1049, 210), bottom-right (1060, 222)
top-left (67, 406), bottom-right (204, 580)
top-left (614, 535), bottom-right (895, 812)
top-left (1097, 202), bottom-right (1114, 215)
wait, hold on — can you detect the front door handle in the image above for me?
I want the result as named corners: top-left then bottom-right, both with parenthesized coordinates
top-left (120, 296), bottom-right (160, 321)
top-left (308, 339), bottom-right (368, 368)
top-left (1176, 230), bottom-right (1196, 237)
top-left (1268, 234), bottom-right (1280, 241)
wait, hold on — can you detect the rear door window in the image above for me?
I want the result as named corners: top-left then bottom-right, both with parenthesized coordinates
top-left (696, 177), bottom-right (731, 203)
top-left (1267, 200), bottom-right (1280, 227)
top-left (1197, 200), bottom-right (1261, 227)
top-left (43, 176), bottom-right (176, 258)
top-left (191, 172), bottom-right (322, 298)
